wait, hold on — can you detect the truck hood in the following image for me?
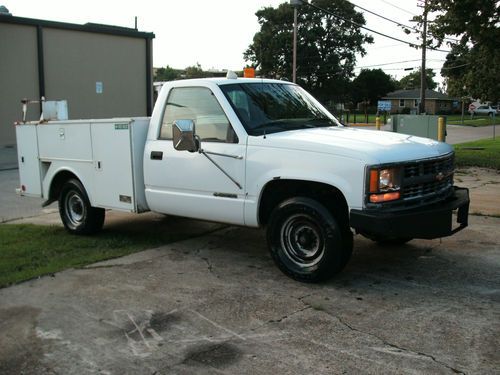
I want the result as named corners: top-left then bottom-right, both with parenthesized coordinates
top-left (248, 127), bottom-right (453, 164)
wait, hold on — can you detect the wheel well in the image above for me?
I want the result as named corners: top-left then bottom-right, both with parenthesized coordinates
top-left (49, 171), bottom-right (79, 201)
top-left (259, 179), bottom-right (349, 229)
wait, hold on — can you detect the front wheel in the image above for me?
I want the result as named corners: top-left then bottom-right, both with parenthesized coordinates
top-left (59, 179), bottom-right (105, 234)
top-left (267, 197), bottom-right (352, 283)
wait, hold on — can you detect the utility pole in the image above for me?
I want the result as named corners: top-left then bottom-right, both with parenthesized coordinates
top-left (293, 7), bottom-right (298, 83)
top-left (290, 0), bottom-right (302, 83)
top-left (419, 0), bottom-right (428, 115)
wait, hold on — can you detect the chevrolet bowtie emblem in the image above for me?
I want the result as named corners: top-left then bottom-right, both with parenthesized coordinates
top-left (436, 172), bottom-right (445, 181)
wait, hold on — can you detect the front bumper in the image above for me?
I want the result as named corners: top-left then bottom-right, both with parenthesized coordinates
top-left (350, 187), bottom-right (470, 239)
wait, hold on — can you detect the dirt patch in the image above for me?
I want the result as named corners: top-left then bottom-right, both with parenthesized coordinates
top-left (0, 306), bottom-right (53, 374)
top-left (182, 342), bottom-right (242, 368)
top-left (455, 167), bottom-right (500, 217)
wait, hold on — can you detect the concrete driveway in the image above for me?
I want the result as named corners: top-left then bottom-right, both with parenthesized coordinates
top-left (1, 132), bottom-right (499, 374)
top-left (1, 215), bottom-right (499, 374)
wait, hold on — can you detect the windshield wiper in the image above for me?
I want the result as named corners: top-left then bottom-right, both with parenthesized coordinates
top-left (249, 118), bottom-right (336, 136)
top-left (249, 120), bottom-right (291, 135)
top-left (303, 118), bottom-right (337, 127)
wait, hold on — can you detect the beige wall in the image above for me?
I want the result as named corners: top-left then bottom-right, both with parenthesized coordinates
top-left (0, 23), bottom-right (40, 146)
top-left (43, 28), bottom-right (147, 120)
top-left (0, 23), bottom-right (149, 147)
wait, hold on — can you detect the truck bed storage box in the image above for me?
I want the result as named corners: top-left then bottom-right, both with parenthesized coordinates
top-left (16, 118), bottom-right (150, 212)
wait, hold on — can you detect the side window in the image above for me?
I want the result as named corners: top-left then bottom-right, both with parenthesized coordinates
top-left (159, 87), bottom-right (238, 143)
top-left (399, 99), bottom-right (405, 107)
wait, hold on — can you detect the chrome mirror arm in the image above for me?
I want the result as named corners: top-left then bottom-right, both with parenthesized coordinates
top-left (197, 140), bottom-right (242, 189)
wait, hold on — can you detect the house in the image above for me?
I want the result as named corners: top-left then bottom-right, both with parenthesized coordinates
top-left (382, 89), bottom-right (459, 115)
top-left (0, 11), bottom-right (154, 146)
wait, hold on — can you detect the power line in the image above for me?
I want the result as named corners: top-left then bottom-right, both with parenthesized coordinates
top-left (354, 59), bottom-right (445, 69)
top-left (297, 0), bottom-right (451, 53)
top-left (374, 63), bottom-right (471, 72)
top-left (440, 62), bottom-right (470, 71)
top-left (378, 0), bottom-right (418, 17)
top-left (369, 43), bottom-right (403, 50)
top-left (349, 1), bottom-right (419, 33)
top-left (348, 1), bottom-right (460, 43)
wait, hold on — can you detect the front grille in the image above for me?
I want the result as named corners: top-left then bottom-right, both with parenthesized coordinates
top-left (401, 153), bottom-right (455, 206)
top-left (404, 155), bottom-right (454, 178)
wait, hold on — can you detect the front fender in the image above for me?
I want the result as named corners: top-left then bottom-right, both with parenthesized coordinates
top-left (244, 147), bottom-right (365, 226)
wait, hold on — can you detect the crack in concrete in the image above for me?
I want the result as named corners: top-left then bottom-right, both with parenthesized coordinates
top-left (248, 293), bottom-right (316, 332)
top-left (202, 257), bottom-right (213, 273)
top-left (267, 305), bottom-right (312, 324)
top-left (319, 309), bottom-right (467, 374)
top-left (192, 239), bottom-right (221, 279)
top-left (81, 264), bottom-right (125, 270)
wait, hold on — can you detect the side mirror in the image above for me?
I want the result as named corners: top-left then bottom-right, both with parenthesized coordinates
top-left (172, 119), bottom-right (199, 152)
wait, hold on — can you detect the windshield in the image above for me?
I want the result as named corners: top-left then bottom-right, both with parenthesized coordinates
top-left (220, 82), bottom-right (341, 136)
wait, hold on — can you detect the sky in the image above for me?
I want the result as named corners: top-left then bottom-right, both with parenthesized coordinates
top-left (2, 0), bottom-right (449, 87)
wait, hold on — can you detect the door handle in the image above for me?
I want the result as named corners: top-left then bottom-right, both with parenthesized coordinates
top-left (150, 151), bottom-right (163, 160)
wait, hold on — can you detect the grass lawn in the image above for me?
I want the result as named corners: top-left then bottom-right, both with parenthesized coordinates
top-left (0, 223), bottom-right (212, 288)
top-left (454, 138), bottom-right (500, 170)
top-left (446, 115), bottom-right (497, 127)
top-left (342, 113), bottom-right (497, 127)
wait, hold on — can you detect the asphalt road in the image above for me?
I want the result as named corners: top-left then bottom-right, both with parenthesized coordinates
top-left (355, 124), bottom-right (498, 144)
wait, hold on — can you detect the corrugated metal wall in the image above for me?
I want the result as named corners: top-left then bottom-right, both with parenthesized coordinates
top-left (43, 28), bottom-right (147, 120)
top-left (0, 23), bottom-right (40, 145)
top-left (0, 19), bottom-right (152, 146)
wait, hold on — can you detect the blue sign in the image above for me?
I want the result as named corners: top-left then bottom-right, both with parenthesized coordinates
top-left (377, 100), bottom-right (392, 111)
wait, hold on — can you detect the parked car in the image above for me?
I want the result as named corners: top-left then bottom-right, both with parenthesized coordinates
top-left (471, 105), bottom-right (499, 117)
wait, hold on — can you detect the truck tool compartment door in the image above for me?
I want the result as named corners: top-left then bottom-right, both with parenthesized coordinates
top-left (144, 86), bottom-right (245, 224)
top-left (90, 119), bottom-right (149, 212)
top-left (16, 124), bottom-right (42, 197)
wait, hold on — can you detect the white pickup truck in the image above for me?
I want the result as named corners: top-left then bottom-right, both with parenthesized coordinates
top-left (16, 77), bottom-right (470, 282)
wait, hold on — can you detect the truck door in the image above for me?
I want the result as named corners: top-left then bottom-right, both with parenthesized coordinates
top-left (144, 86), bottom-right (246, 225)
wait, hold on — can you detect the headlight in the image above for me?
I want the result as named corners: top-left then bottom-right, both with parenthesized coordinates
top-left (378, 168), bottom-right (401, 191)
top-left (368, 167), bottom-right (402, 203)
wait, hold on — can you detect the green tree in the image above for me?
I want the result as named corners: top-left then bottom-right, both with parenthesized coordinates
top-left (184, 63), bottom-right (208, 79)
top-left (350, 69), bottom-right (397, 105)
top-left (154, 65), bottom-right (180, 81)
top-left (398, 68), bottom-right (437, 90)
top-left (415, 0), bottom-right (499, 102)
top-left (244, 0), bottom-right (372, 102)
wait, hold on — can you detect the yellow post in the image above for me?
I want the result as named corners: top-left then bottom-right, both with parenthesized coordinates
top-left (438, 117), bottom-right (445, 142)
top-left (375, 116), bottom-right (381, 130)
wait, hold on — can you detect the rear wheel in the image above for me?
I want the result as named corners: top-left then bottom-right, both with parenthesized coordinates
top-left (267, 197), bottom-right (352, 283)
top-left (59, 179), bottom-right (105, 234)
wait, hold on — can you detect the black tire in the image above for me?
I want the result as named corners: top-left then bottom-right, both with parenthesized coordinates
top-left (267, 197), bottom-right (352, 283)
top-left (59, 179), bottom-right (105, 234)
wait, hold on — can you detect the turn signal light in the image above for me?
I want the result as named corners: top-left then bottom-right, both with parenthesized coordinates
top-left (369, 192), bottom-right (400, 203)
top-left (369, 170), bottom-right (379, 193)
